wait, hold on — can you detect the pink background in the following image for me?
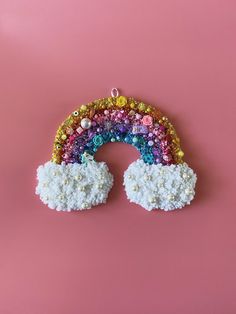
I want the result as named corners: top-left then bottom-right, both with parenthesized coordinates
top-left (1, 0), bottom-right (236, 313)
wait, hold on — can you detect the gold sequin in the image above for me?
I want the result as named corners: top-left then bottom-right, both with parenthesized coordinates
top-left (116, 96), bottom-right (127, 107)
top-left (138, 102), bottom-right (146, 111)
top-left (80, 105), bottom-right (87, 112)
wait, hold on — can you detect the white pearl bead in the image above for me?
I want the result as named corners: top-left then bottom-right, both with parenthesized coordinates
top-left (185, 188), bottom-right (193, 195)
top-left (81, 118), bottom-right (92, 129)
top-left (132, 185), bottom-right (139, 191)
top-left (75, 175), bottom-right (82, 181)
top-left (144, 175), bottom-right (152, 181)
top-left (167, 194), bottom-right (175, 201)
top-left (148, 196), bottom-right (156, 203)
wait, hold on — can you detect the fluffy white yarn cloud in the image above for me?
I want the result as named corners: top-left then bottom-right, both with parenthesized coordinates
top-left (123, 159), bottom-right (197, 211)
top-left (36, 161), bottom-right (113, 211)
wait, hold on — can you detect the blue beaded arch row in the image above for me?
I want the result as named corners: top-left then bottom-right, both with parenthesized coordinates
top-left (73, 129), bottom-right (159, 165)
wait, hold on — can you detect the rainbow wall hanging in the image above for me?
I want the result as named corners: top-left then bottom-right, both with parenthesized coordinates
top-left (36, 88), bottom-right (197, 212)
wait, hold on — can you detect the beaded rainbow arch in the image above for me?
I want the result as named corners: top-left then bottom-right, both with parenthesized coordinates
top-left (36, 88), bottom-right (197, 211)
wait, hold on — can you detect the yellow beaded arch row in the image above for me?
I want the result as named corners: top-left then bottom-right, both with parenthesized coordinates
top-left (51, 96), bottom-right (184, 164)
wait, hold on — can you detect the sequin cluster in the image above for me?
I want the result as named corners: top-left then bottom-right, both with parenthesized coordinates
top-left (52, 96), bottom-right (184, 165)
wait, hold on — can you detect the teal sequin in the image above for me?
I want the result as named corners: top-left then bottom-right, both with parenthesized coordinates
top-left (93, 135), bottom-right (104, 146)
top-left (143, 153), bottom-right (154, 164)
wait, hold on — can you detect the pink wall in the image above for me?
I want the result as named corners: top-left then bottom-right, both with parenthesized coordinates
top-left (1, 0), bottom-right (236, 313)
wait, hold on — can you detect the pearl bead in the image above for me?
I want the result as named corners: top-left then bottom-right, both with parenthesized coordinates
top-left (167, 194), bottom-right (175, 201)
top-left (144, 175), bottom-right (152, 181)
top-left (75, 175), bottom-right (82, 180)
top-left (149, 197), bottom-right (156, 203)
top-left (185, 188), bottom-right (193, 195)
top-left (81, 118), bottom-right (92, 129)
top-left (132, 185), bottom-right (139, 191)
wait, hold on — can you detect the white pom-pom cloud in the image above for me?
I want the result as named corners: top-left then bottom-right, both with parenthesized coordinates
top-left (123, 159), bottom-right (197, 211)
top-left (36, 161), bottom-right (113, 211)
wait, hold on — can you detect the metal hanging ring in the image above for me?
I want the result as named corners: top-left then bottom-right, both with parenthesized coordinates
top-left (111, 88), bottom-right (119, 97)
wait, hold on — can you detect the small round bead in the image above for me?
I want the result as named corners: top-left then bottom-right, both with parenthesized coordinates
top-left (73, 111), bottom-right (79, 116)
top-left (132, 137), bottom-right (138, 144)
top-left (148, 140), bottom-right (154, 146)
top-left (177, 150), bottom-right (184, 158)
top-left (80, 105), bottom-right (87, 111)
top-left (132, 185), bottom-right (139, 191)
